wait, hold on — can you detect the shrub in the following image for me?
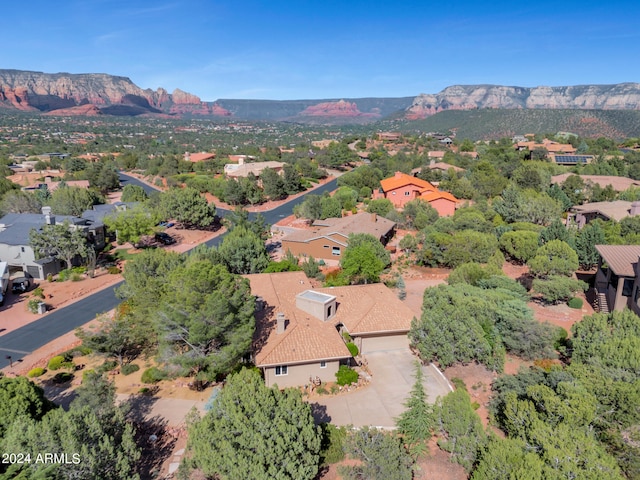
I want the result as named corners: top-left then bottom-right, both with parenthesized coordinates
top-left (138, 387), bottom-right (151, 395)
top-left (335, 365), bottom-right (359, 386)
top-left (346, 342), bottom-right (359, 357)
top-left (82, 369), bottom-right (96, 382)
top-left (320, 424), bottom-right (347, 466)
top-left (532, 276), bottom-right (588, 304)
top-left (107, 266), bottom-right (121, 274)
top-left (567, 297), bottom-right (583, 309)
top-left (141, 366), bottom-right (166, 384)
top-left (47, 355), bottom-right (67, 371)
top-left (32, 287), bottom-right (45, 299)
top-left (27, 299), bottom-right (41, 314)
top-left (96, 360), bottom-right (118, 373)
top-left (27, 367), bottom-right (46, 378)
top-left (315, 384), bottom-right (328, 395)
top-left (121, 363), bottom-right (140, 376)
top-left (46, 274), bottom-right (53, 282)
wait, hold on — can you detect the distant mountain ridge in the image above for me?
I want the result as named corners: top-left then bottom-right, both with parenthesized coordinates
top-left (1, 69), bottom-right (640, 124)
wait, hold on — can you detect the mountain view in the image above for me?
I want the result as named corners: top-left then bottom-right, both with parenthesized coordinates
top-left (2, 69), bottom-right (640, 128)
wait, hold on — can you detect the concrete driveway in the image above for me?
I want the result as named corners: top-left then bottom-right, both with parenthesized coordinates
top-left (311, 348), bottom-right (452, 429)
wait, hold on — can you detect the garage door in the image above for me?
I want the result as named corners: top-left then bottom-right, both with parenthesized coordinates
top-left (360, 334), bottom-right (409, 354)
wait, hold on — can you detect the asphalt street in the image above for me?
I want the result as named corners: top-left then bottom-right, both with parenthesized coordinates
top-left (0, 173), bottom-right (338, 368)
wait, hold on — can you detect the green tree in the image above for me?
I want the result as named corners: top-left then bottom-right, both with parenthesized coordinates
top-left (367, 198), bottom-right (394, 217)
top-left (49, 185), bottom-right (102, 216)
top-left (282, 164), bottom-right (303, 195)
top-left (2, 379), bottom-right (140, 480)
top-left (103, 204), bottom-right (161, 244)
top-left (436, 386), bottom-right (486, 471)
top-left (396, 362), bottom-right (433, 455)
top-left (261, 167), bottom-right (286, 200)
top-left (531, 275), bottom-right (588, 304)
top-left (561, 174), bottom-right (586, 205)
top-left (295, 194), bottom-right (323, 222)
top-left (0, 190), bottom-right (42, 216)
top-left (441, 230), bottom-right (498, 268)
top-left (218, 226), bottom-right (270, 274)
top-left (156, 262), bottom-right (256, 379)
top-left (120, 184), bottom-right (148, 202)
top-left (320, 194), bottom-right (342, 219)
top-left (77, 312), bottom-right (152, 367)
top-left (402, 198), bottom-right (439, 229)
top-left (160, 186), bottom-right (216, 228)
top-left (186, 368), bottom-right (321, 480)
top-left (29, 220), bottom-right (90, 269)
top-left (472, 436), bottom-right (547, 480)
top-left (0, 377), bottom-right (53, 437)
top-left (339, 427), bottom-right (413, 480)
top-left (340, 236), bottom-right (388, 284)
top-left (499, 230), bottom-right (540, 263)
top-left (528, 240), bottom-right (579, 278)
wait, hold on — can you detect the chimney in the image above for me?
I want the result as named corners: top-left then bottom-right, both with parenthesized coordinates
top-left (371, 213), bottom-right (377, 222)
top-left (632, 201), bottom-right (640, 216)
top-left (42, 206), bottom-right (55, 225)
top-left (394, 171), bottom-right (402, 178)
top-left (429, 159), bottom-right (436, 166)
top-left (276, 312), bottom-right (287, 334)
top-left (44, 176), bottom-right (52, 184)
top-left (238, 156), bottom-right (245, 165)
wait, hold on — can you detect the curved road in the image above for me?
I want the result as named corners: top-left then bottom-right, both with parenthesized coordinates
top-left (0, 173), bottom-right (338, 368)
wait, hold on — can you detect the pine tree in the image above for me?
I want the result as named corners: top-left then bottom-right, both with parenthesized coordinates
top-left (396, 362), bottom-right (433, 456)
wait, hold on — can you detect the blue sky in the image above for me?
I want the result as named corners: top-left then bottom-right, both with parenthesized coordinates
top-left (4, 0), bottom-right (640, 101)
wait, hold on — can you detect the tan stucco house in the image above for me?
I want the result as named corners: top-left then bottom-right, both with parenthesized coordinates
top-left (281, 212), bottom-right (395, 260)
top-left (245, 271), bottom-right (416, 388)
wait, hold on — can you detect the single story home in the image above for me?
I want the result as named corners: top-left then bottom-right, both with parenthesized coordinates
top-left (245, 271), bottom-right (416, 388)
top-left (567, 201), bottom-right (640, 228)
top-left (281, 212), bottom-right (395, 260)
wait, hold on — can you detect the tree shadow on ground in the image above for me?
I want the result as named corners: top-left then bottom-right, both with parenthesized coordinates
top-left (133, 413), bottom-right (175, 480)
top-left (309, 402), bottom-right (332, 424)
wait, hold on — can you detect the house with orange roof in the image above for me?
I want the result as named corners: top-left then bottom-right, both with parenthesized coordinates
top-left (184, 152), bottom-right (216, 162)
top-left (245, 271), bottom-right (416, 388)
top-left (373, 171), bottom-right (459, 215)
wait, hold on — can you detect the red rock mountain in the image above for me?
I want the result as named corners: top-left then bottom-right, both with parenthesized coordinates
top-left (1, 70), bottom-right (640, 123)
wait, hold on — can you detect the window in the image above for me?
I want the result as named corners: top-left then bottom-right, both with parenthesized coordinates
top-left (275, 365), bottom-right (288, 376)
top-left (320, 361), bottom-right (327, 368)
top-left (392, 191), bottom-right (396, 195)
top-left (323, 245), bottom-right (329, 248)
top-left (332, 247), bottom-right (340, 256)
top-left (623, 278), bottom-right (634, 297)
top-left (404, 191), bottom-right (410, 196)
top-left (327, 305), bottom-right (332, 317)
top-left (21, 247), bottom-right (25, 253)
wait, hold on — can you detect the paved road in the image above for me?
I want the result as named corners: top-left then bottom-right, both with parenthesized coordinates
top-left (0, 173), bottom-right (338, 368)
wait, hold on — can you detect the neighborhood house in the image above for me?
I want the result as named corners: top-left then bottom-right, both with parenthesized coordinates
top-left (373, 171), bottom-right (459, 216)
top-left (246, 271), bottom-right (416, 388)
top-left (281, 212), bottom-right (395, 260)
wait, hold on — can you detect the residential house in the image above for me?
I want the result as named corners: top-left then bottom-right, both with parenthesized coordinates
top-left (246, 271), bottom-right (416, 388)
top-left (281, 212), bottom-right (396, 260)
top-left (223, 158), bottom-right (285, 179)
top-left (567, 201), bottom-right (640, 228)
top-left (373, 171), bottom-right (460, 215)
top-left (0, 207), bottom-right (107, 279)
top-left (551, 174), bottom-right (640, 192)
top-left (594, 245), bottom-right (640, 314)
top-left (184, 152), bottom-right (216, 162)
top-left (515, 139), bottom-right (577, 156)
top-left (550, 154), bottom-right (594, 165)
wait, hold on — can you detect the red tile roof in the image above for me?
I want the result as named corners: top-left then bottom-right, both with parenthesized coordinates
top-left (379, 171), bottom-right (436, 193)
